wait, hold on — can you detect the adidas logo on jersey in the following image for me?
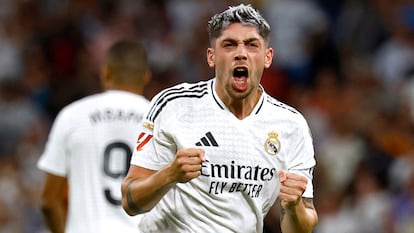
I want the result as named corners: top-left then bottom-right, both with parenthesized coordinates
top-left (195, 132), bottom-right (218, 147)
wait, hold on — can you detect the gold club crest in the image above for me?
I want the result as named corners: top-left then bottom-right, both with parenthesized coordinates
top-left (264, 131), bottom-right (281, 156)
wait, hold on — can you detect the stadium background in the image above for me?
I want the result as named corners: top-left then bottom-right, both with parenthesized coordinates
top-left (0, 0), bottom-right (413, 232)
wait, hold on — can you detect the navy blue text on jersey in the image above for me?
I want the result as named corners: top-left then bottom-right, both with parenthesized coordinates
top-left (201, 160), bottom-right (276, 198)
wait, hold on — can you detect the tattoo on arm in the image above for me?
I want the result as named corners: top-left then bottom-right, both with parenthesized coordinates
top-left (302, 198), bottom-right (315, 209)
top-left (280, 200), bottom-right (286, 223)
top-left (279, 198), bottom-right (315, 223)
top-left (126, 179), bottom-right (142, 214)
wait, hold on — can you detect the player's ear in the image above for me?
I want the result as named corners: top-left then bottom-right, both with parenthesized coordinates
top-left (143, 70), bottom-right (151, 85)
top-left (100, 65), bottom-right (113, 89)
top-left (207, 48), bottom-right (215, 68)
top-left (264, 48), bottom-right (273, 69)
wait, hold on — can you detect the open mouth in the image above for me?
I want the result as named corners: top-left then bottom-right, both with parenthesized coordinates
top-left (232, 67), bottom-right (249, 91)
top-left (233, 67), bottom-right (248, 78)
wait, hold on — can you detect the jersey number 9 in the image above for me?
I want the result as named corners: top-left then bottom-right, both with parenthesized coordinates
top-left (103, 141), bottom-right (132, 206)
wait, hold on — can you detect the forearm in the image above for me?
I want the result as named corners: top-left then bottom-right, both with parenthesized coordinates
top-left (122, 148), bottom-right (205, 215)
top-left (41, 203), bottom-right (66, 233)
top-left (122, 165), bottom-right (175, 215)
top-left (280, 198), bottom-right (318, 233)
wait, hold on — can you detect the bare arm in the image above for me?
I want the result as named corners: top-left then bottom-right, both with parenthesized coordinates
top-left (280, 197), bottom-right (318, 233)
top-left (40, 173), bottom-right (68, 233)
top-left (278, 171), bottom-right (318, 233)
top-left (121, 148), bottom-right (205, 215)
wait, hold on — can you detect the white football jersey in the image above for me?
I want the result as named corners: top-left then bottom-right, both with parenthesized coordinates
top-left (131, 79), bottom-right (316, 233)
top-left (38, 90), bottom-right (149, 233)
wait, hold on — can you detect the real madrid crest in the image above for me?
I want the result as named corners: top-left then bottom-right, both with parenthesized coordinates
top-left (264, 131), bottom-right (281, 156)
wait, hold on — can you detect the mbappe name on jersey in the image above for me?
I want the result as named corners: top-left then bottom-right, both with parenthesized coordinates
top-left (89, 108), bottom-right (143, 124)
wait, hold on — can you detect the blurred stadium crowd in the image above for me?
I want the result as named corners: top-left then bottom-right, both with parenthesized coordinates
top-left (0, 0), bottom-right (413, 232)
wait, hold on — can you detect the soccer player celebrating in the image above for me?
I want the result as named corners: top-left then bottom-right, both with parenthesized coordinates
top-left (38, 39), bottom-right (151, 233)
top-left (122, 4), bottom-right (318, 233)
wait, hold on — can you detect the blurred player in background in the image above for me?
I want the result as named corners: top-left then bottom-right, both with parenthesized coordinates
top-left (37, 39), bottom-right (151, 233)
top-left (122, 4), bottom-right (318, 233)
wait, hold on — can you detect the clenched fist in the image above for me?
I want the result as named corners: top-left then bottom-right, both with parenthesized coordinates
top-left (278, 170), bottom-right (308, 209)
top-left (168, 148), bottom-right (205, 183)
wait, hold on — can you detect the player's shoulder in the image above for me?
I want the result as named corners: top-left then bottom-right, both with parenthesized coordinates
top-left (154, 80), bottom-right (210, 100)
top-left (50, 94), bottom-right (97, 126)
top-left (146, 80), bottom-right (211, 122)
top-left (263, 94), bottom-right (311, 132)
top-left (150, 80), bottom-right (210, 108)
top-left (263, 93), bottom-right (309, 122)
top-left (65, 91), bottom-right (147, 110)
top-left (59, 92), bottom-right (104, 112)
top-left (102, 90), bottom-right (150, 106)
top-left (264, 94), bottom-right (299, 115)
top-left (56, 92), bottom-right (111, 118)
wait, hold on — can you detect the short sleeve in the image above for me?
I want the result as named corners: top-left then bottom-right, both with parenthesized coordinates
top-left (37, 108), bottom-right (71, 177)
top-left (289, 116), bottom-right (316, 198)
top-left (130, 116), bottom-right (176, 170)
